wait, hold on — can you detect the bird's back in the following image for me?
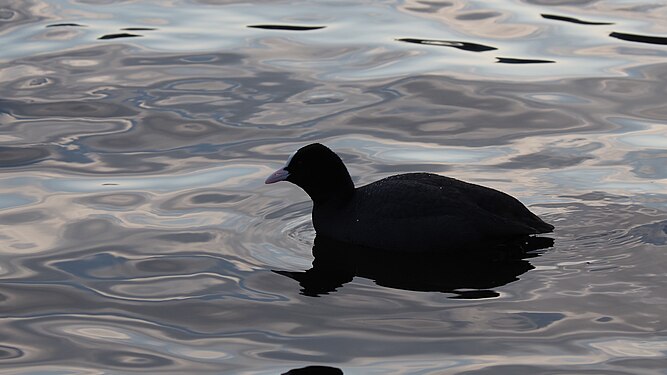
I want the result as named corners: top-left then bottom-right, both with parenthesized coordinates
top-left (313, 173), bottom-right (553, 252)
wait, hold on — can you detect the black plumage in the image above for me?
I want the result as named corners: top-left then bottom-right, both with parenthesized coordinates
top-left (266, 143), bottom-right (553, 253)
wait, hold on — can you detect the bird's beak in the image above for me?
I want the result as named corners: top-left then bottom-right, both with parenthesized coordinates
top-left (265, 168), bottom-right (290, 184)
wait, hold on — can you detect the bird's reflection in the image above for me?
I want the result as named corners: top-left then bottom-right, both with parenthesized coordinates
top-left (282, 365), bottom-right (343, 375)
top-left (275, 236), bottom-right (553, 298)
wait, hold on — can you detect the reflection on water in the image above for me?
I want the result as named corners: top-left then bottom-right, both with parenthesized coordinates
top-left (1, 0), bottom-right (667, 373)
top-left (283, 365), bottom-right (343, 375)
top-left (275, 236), bottom-right (552, 298)
top-left (396, 38), bottom-right (498, 52)
top-left (248, 25), bottom-right (326, 31)
top-left (541, 13), bottom-right (614, 26)
top-left (496, 57), bottom-right (555, 64)
top-left (98, 32), bottom-right (142, 40)
top-left (609, 31), bottom-right (667, 46)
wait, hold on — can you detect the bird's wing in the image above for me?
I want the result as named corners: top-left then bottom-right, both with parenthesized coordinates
top-left (356, 173), bottom-right (552, 235)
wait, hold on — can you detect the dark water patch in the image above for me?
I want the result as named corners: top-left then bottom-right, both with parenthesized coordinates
top-left (62, 217), bottom-right (121, 241)
top-left (403, 1), bottom-right (453, 14)
top-left (610, 31), bottom-right (667, 45)
top-left (0, 345), bottom-right (23, 360)
top-left (498, 152), bottom-right (593, 169)
top-left (450, 290), bottom-right (499, 299)
top-left (14, 76), bottom-right (55, 89)
top-left (98, 33), bottom-right (142, 40)
top-left (496, 57), bottom-right (555, 64)
top-left (303, 96), bottom-right (344, 105)
top-left (516, 312), bottom-right (566, 330)
top-left (541, 14), bottom-right (613, 25)
top-left (46, 23), bottom-right (86, 27)
top-left (247, 24), bottom-right (326, 31)
top-left (0, 210), bottom-right (47, 225)
top-left (0, 9), bottom-right (16, 21)
top-left (0, 146), bottom-right (49, 167)
top-left (283, 366), bottom-right (343, 375)
top-left (397, 38), bottom-right (497, 52)
top-left (121, 27), bottom-right (157, 31)
top-left (456, 11), bottom-right (501, 21)
top-left (0, 99), bottom-right (138, 119)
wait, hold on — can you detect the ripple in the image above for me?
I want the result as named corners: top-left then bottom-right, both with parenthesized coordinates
top-left (610, 31), bottom-right (667, 46)
top-left (496, 57), bottom-right (555, 64)
top-left (396, 38), bottom-right (497, 52)
top-left (0, 9), bottom-right (17, 21)
top-left (154, 232), bottom-right (215, 243)
top-left (0, 210), bottom-right (47, 225)
top-left (106, 274), bottom-right (239, 301)
top-left (283, 366), bottom-right (343, 375)
top-left (98, 33), bottom-right (143, 40)
top-left (97, 350), bottom-right (174, 368)
top-left (121, 27), bottom-right (157, 31)
top-left (191, 193), bottom-right (247, 205)
top-left (0, 146), bottom-right (49, 167)
top-left (1, 99), bottom-right (138, 118)
top-left (1, 1), bottom-right (667, 374)
top-left (247, 24), bottom-right (326, 31)
top-left (282, 215), bottom-right (315, 246)
top-left (0, 345), bottom-right (24, 360)
top-left (627, 220), bottom-right (667, 245)
top-left (541, 14), bottom-right (613, 25)
top-left (76, 192), bottom-right (148, 209)
top-left (46, 23), bottom-right (86, 28)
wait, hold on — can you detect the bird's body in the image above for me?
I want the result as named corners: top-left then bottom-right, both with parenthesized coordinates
top-left (266, 143), bottom-right (553, 253)
top-left (314, 172), bottom-right (552, 252)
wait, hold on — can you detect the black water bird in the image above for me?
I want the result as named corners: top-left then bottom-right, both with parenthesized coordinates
top-left (266, 143), bottom-right (553, 253)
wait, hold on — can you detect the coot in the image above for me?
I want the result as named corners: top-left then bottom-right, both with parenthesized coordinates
top-left (266, 143), bottom-right (553, 252)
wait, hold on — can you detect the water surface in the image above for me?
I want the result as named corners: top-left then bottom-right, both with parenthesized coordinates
top-left (1, 0), bottom-right (666, 374)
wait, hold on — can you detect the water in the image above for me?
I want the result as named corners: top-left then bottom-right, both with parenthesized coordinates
top-left (1, 0), bottom-right (666, 373)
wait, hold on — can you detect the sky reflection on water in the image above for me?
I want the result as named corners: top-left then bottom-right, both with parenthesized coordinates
top-left (1, 0), bottom-right (667, 374)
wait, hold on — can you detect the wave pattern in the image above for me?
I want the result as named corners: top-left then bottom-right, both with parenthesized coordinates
top-left (1, 0), bottom-right (666, 373)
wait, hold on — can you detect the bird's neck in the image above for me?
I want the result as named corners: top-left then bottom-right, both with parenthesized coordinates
top-left (306, 173), bottom-right (354, 205)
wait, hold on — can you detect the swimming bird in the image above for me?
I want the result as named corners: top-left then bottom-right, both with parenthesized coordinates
top-left (265, 143), bottom-right (553, 253)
